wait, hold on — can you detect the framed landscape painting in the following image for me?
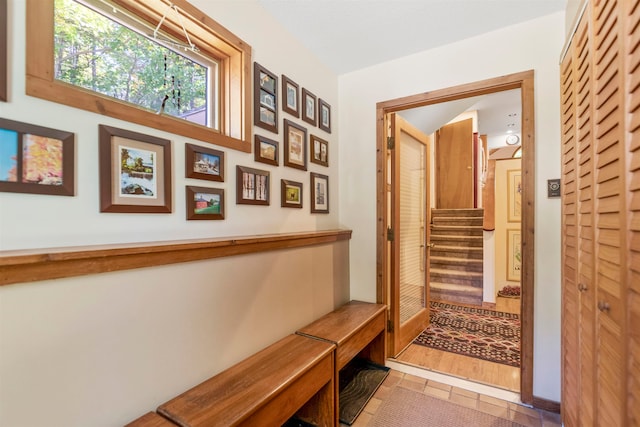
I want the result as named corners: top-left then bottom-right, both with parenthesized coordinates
top-left (284, 119), bottom-right (307, 171)
top-left (185, 143), bottom-right (224, 182)
top-left (236, 165), bottom-right (270, 206)
top-left (186, 185), bottom-right (224, 220)
top-left (99, 124), bottom-right (172, 213)
top-left (0, 118), bottom-right (75, 196)
top-left (281, 179), bottom-right (302, 208)
top-left (254, 134), bottom-right (279, 166)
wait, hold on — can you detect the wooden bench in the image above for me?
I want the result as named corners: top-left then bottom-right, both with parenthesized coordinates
top-left (125, 412), bottom-right (178, 427)
top-left (296, 300), bottom-right (387, 425)
top-left (156, 334), bottom-right (335, 427)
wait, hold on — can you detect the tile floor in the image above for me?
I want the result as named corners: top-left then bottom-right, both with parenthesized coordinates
top-left (345, 365), bottom-right (562, 427)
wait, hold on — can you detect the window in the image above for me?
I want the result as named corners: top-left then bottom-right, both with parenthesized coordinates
top-left (27, 0), bottom-right (251, 152)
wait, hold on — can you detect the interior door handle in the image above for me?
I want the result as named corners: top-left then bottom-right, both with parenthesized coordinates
top-left (427, 242), bottom-right (435, 248)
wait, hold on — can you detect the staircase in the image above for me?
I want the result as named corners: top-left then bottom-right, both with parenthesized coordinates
top-left (429, 208), bottom-right (484, 306)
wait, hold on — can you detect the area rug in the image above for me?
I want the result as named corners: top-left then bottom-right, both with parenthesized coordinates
top-left (338, 358), bottom-right (390, 425)
top-left (413, 301), bottom-right (520, 367)
top-left (369, 386), bottom-right (525, 427)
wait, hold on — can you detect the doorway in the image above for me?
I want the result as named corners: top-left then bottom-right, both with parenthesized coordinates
top-left (376, 71), bottom-right (535, 404)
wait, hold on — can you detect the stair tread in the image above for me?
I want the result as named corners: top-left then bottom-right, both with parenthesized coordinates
top-left (430, 282), bottom-right (483, 293)
top-left (431, 235), bottom-right (483, 239)
top-left (432, 245), bottom-right (483, 250)
top-left (430, 256), bottom-right (482, 263)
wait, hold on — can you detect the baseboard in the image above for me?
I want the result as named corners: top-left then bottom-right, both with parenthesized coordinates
top-left (532, 396), bottom-right (561, 413)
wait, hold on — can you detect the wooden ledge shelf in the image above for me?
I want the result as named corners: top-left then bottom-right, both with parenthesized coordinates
top-left (0, 229), bottom-right (352, 287)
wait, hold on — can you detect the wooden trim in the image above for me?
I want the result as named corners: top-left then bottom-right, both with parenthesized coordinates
top-left (0, 230), bottom-right (352, 287)
top-left (532, 396), bottom-right (561, 414)
top-left (376, 70), bottom-right (535, 404)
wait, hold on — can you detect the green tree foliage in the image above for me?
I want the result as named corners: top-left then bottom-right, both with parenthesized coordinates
top-left (54, 0), bottom-right (208, 120)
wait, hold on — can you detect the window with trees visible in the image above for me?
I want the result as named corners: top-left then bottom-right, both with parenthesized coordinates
top-left (27, 0), bottom-right (252, 152)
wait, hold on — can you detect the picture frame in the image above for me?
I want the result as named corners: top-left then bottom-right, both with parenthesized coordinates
top-left (185, 143), bottom-right (224, 182)
top-left (310, 172), bottom-right (329, 213)
top-left (302, 88), bottom-right (317, 127)
top-left (236, 165), bottom-right (269, 205)
top-left (186, 185), bottom-right (224, 220)
top-left (318, 98), bottom-right (331, 133)
top-left (254, 62), bottom-right (278, 133)
top-left (281, 179), bottom-right (303, 208)
top-left (99, 124), bottom-right (172, 213)
top-left (284, 119), bottom-right (307, 171)
top-left (310, 134), bottom-right (329, 167)
top-left (281, 75), bottom-right (299, 118)
top-left (0, 117), bottom-right (75, 196)
top-left (0, 0), bottom-right (6, 102)
top-left (254, 134), bottom-right (279, 166)
top-left (507, 169), bottom-right (522, 222)
top-left (507, 228), bottom-right (522, 282)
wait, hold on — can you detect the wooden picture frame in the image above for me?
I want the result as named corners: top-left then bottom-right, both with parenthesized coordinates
top-left (302, 88), bottom-right (317, 127)
top-left (310, 134), bottom-right (328, 167)
top-left (507, 228), bottom-right (522, 282)
top-left (310, 172), bottom-right (329, 213)
top-left (281, 179), bottom-right (303, 208)
top-left (507, 169), bottom-right (522, 222)
top-left (0, 0), bottom-right (7, 102)
top-left (185, 143), bottom-right (224, 182)
top-left (99, 124), bottom-right (172, 213)
top-left (254, 62), bottom-right (278, 133)
top-left (0, 118), bottom-right (75, 196)
top-left (254, 134), bottom-right (279, 166)
top-left (284, 119), bottom-right (307, 171)
top-left (236, 165), bottom-right (269, 205)
top-left (186, 185), bottom-right (224, 220)
top-left (281, 75), bottom-right (299, 118)
top-left (318, 98), bottom-right (331, 133)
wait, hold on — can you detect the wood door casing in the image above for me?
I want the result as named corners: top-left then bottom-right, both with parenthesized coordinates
top-left (436, 118), bottom-right (473, 209)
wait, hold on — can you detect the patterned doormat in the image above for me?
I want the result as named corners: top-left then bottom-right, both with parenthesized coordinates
top-left (413, 301), bottom-right (520, 367)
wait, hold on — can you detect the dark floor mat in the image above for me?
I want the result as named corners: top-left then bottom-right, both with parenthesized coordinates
top-left (338, 358), bottom-right (390, 425)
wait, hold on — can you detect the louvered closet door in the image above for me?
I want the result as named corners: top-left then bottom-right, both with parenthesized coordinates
top-left (560, 37), bottom-right (580, 427)
top-left (574, 12), bottom-right (596, 426)
top-left (626, 0), bottom-right (640, 423)
top-left (593, 0), bottom-right (628, 425)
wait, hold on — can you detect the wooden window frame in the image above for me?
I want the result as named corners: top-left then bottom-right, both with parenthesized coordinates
top-left (26, 0), bottom-right (252, 153)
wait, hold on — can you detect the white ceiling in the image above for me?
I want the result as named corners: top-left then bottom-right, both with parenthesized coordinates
top-left (258, 0), bottom-right (566, 75)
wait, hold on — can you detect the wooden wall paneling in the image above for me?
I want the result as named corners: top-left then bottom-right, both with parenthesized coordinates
top-left (593, 0), bottom-right (628, 425)
top-left (626, 0), bottom-right (640, 423)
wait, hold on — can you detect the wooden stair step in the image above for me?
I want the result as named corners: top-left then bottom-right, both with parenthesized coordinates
top-left (430, 256), bottom-right (483, 272)
top-left (431, 208), bottom-right (484, 217)
top-left (430, 235), bottom-right (483, 247)
top-left (430, 245), bottom-right (483, 259)
top-left (430, 225), bottom-right (483, 236)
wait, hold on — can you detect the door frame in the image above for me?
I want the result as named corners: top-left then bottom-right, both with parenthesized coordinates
top-left (375, 70), bottom-right (535, 404)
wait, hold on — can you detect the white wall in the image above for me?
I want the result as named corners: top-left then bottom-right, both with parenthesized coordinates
top-left (339, 12), bottom-right (564, 401)
top-left (0, 1), bottom-right (348, 425)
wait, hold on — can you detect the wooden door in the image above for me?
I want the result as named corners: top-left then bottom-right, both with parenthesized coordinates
top-left (388, 113), bottom-right (431, 357)
top-left (435, 118), bottom-right (473, 208)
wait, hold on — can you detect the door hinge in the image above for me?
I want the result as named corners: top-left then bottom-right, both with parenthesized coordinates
top-left (387, 136), bottom-right (395, 149)
top-left (387, 319), bottom-right (394, 332)
top-left (387, 227), bottom-right (394, 241)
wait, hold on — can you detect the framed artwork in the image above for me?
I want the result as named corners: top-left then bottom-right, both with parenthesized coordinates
top-left (284, 119), bottom-right (307, 171)
top-left (507, 169), bottom-right (522, 222)
top-left (254, 134), bottom-right (279, 166)
top-left (236, 165), bottom-right (269, 205)
top-left (186, 185), bottom-right (224, 220)
top-left (310, 134), bottom-right (328, 167)
top-left (99, 124), bottom-right (172, 213)
top-left (310, 172), bottom-right (329, 213)
top-left (318, 98), bottom-right (331, 133)
top-left (281, 179), bottom-right (303, 208)
top-left (507, 228), bottom-right (522, 282)
top-left (302, 88), bottom-right (317, 127)
top-left (0, 0), bottom-right (6, 102)
top-left (281, 75), bottom-right (299, 118)
top-left (254, 62), bottom-right (278, 133)
top-left (0, 118), bottom-right (75, 196)
top-left (185, 143), bottom-right (224, 182)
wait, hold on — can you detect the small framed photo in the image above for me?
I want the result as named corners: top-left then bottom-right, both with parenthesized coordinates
top-left (99, 124), bottom-right (172, 213)
top-left (281, 75), bottom-right (299, 118)
top-left (302, 88), bottom-right (317, 127)
top-left (0, 118), bottom-right (75, 196)
top-left (318, 99), bottom-right (331, 133)
top-left (254, 134), bottom-right (279, 166)
top-left (281, 179), bottom-right (303, 209)
top-left (284, 119), bottom-right (307, 171)
top-left (254, 62), bottom-right (278, 133)
top-left (310, 172), bottom-right (329, 214)
top-left (185, 143), bottom-right (224, 182)
top-left (236, 165), bottom-right (269, 205)
top-left (186, 185), bottom-right (224, 220)
top-left (0, 0), bottom-right (6, 102)
top-left (310, 134), bottom-right (328, 167)
top-left (507, 228), bottom-right (522, 281)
